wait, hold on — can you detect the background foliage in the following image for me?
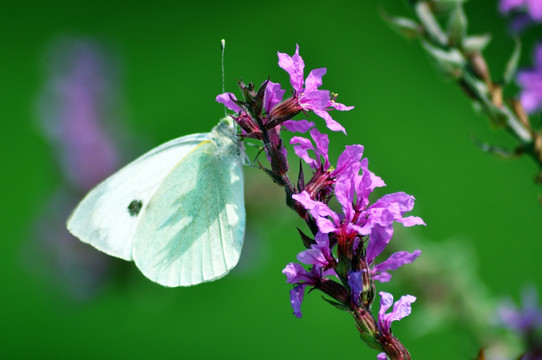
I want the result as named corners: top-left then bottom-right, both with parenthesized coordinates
top-left (2, 0), bottom-right (541, 359)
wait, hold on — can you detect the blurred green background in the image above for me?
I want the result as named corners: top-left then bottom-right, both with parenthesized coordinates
top-left (3, 0), bottom-right (541, 359)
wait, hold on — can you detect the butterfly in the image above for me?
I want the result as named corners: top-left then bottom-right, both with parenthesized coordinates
top-left (67, 118), bottom-right (245, 287)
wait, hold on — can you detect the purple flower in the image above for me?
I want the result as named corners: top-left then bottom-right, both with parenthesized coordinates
top-left (500, 0), bottom-right (542, 21)
top-left (377, 291), bottom-right (416, 337)
top-left (292, 148), bottom-right (425, 265)
top-left (282, 233), bottom-right (336, 318)
top-left (499, 286), bottom-right (542, 333)
top-left (517, 44), bottom-right (542, 114)
top-left (377, 353), bottom-right (388, 360)
top-left (37, 39), bottom-right (120, 192)
top-left (290, 128), bottom-right (330, 171)
top-left (277, 45), bottom-right (353, 134)
top-left (31, 38), bottom-right (124, 300)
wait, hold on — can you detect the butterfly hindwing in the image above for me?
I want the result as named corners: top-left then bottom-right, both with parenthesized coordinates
top-left (132, 137), bottom-right (245, 287)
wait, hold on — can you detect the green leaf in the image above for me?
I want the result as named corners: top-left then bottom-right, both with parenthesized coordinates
top-left (321, 296), bottom-right (349, 312)
top-left (358, 331), bottom-right (383, 351)
top-left (381, 11), bottom-right (422, 39)
top-left (447, 4), bottom-right (467, 46)
top-left (421, 40), bottom-right (466, 76)
top-left (415, 1), bottom-right (448, 45)
top-left (462, 34), bottom-right (491, 53)
top-left (504, 39), bottom-right (521, 85)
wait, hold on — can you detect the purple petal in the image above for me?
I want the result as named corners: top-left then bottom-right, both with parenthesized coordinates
top-left (264, 81), bottom-right (285, 114)
top-left (314, 216), bottom-right (339, 234)
top-left (348, 271), bottom-right (364, 304)
top-left (334, 172), bottom-right (356, 222)
top-left (291, 191), bottom-right (317, 210)
top-left (310, 128), bottom-right (330, 170)
top-left (366, 192), bottom-right (425, 229)
top-left (527, 0), bottom-right (542, 20)
top-left (400, 215), bottom-right (426, 227)
top-left (378, 291), bottom-right (394, 323)
top-left (304, 68), bottom-right (327, 92)
top-left (292, 192), bottom-right (340, 233)
top-left (289, 285), bottom-right (306, 318)
top-left (283, 119), bottom-right (315, 133)
top-left (313, 108), bottom-right (346, 134)
top-left (216, 92), bottom-right (242, 112)
top-left (330, 101), bottom-right (354, 111)
top-left (292, 191), bottom-right (336, 220)
top-left (290, 136), bottom-right (317, 168)
top-left (499, 286), bottom-right (542, 332)
top-left (374, 250), bottom-right (421, 272)
top-left (373, 272), bottom-right (392, 283)
top-left (356, 158), bottom-right (385, 209)
top-left (278, 44), bottom-right (305, 93)
top-left (378, 292), bottom-right (416, 335)
top-left (365, 224), bottom-right (393, 264)
top-left (388, 295), bottom-right (416, 323)
top-left (282, 262), bottom-right (310, 284)
top-left (297, 247), bottom-right (327, 268)
top-left (333, 145), bottom-right (364, 178)
top-left (314, 231), bottom-right (330, 246)
top-left (300, 89), bottom-right (332, 110)
top-left (377, 353), bottom-right (388, 360)
top-left (376, 192), bottom-right (416, 213)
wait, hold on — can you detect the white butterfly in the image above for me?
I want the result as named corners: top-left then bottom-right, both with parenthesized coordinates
top-left (67, 118), bottom-right (245, 287)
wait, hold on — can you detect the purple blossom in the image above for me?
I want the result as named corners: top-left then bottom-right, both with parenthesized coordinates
top-left (500, 0), bottom-right (542, 21)
top-left (278, 45), bottom-right (353, 134)
top-left (290, 128), bottom-right (330, 171)
top-left (31, 38), bottom-right (124, 300)
top-left (377, 353), bottom-right (388, 360)
top-left (499, 286), bottom-right (542, 333)
top-left (292, 148), bottom-right (425, 265)
top-left (38, 39), bottom-right (120, 192)
top-left (282, 233), bottom-right (336, 318)
top-left (517, 44), bottom-right (542, 114)
top-left (377, 291), bottom-right (416, 337)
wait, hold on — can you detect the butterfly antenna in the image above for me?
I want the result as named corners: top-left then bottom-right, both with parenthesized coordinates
top-left (221, 39), bottom-right (228, 119)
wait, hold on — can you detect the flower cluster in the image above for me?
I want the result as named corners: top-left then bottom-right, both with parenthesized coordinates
top-left (217, 45), bottom-right (423, 359)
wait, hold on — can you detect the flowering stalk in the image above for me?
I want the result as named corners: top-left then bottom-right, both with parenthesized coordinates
top-left (217, 45), bottom-right (424, 359)
top-left (383, 0), bottom-right (542, 187)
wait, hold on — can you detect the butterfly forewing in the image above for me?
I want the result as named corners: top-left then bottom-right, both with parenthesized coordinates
top-left (67, 133), bottom-right (212, 260)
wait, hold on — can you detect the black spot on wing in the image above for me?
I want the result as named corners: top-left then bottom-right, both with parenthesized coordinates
top-left (127, 200), bottom-right (143, 217)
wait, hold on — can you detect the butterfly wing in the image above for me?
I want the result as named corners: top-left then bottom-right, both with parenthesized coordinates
top-left (67, 133), bottom-right (212, 260)
top-left (132, 135), bottom-right (245, 287)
